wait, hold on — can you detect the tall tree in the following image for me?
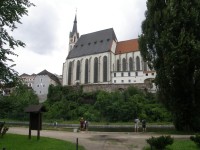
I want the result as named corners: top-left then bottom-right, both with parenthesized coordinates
top-left (0, 0), bottom-right (34, 84)
top-left (139, 0), bottom-right (200, 131)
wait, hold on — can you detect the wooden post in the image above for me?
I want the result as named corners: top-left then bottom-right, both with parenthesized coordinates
top-left (37, 113), bottom-right (40, 140)
top-left (29, 114), bottom-right (31, 139)
top-left (76, 138), bottom-right (78, 150)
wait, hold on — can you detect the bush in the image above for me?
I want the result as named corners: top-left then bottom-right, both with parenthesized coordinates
top-left (0, 122), bottom-right (9, 138)
top-left (146, 135), bottom-right (174, 150)
top-left (190, 135), bottom-right (200, 147)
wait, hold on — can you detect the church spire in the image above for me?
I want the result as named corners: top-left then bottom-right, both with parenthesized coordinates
top-left (72, 14), bottom-right (77, 35)
top-left (69, 12), bottom-right (79, 51)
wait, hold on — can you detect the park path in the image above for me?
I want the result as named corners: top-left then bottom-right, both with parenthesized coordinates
top-left (8, 127), bottom-right (191, 150)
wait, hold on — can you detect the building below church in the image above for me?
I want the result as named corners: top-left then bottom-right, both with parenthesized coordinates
top-left (20, 70), bottom-right (61, 102)
top-left (62, 15), bottom-right (156, 92)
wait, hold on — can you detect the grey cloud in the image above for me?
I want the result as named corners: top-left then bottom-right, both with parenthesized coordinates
top-left (14, 3), bottom-right (58, 55)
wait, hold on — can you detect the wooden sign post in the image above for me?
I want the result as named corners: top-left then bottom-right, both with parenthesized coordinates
top-left (25, 104), bottom-right (46, 140)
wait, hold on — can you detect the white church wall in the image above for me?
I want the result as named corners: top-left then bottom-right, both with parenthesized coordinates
top-left (111, 71), bottom-right (156, 84)
top-left (110, 40), bottom-right (117, 53)
top-left (62, 62), bottom-right (68, 85)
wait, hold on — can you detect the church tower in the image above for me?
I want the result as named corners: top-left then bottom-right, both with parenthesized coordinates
top-left (69, 14), bottom-right (79, 51)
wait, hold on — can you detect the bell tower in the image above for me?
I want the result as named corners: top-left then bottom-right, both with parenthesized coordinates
top-left (69, 14), bottom-right (79, 51)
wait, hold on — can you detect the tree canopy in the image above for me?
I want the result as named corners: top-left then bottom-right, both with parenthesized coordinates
top-left (139, 0), bottom-right (200, 131)
top-left (43, 85), bottom-right (171, 123)
top-left (0, 0), bottom-right (34, 85)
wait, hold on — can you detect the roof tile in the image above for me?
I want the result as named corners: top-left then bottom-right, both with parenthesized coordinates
top-left (115, 39), bottom-right (139, 54)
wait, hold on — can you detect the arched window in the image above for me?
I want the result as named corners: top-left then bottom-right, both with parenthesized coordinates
top-left (85, 59), bottom-right (88, 83)
top-left (74, 36), bottom-right (76, 42)
top-left (76, 60), bottom-right (80, 80)
top-left (144, 61), bottom-right (148, 71)
top-left (129, 57), bottom-right (133, 71)
top-left (136, 56), bottom-right (140, 71)
top-left (68, 62), bottom-right (72, 85)
top-left (117, 59), bottom-right (120, 71)
top-left (122, 58), bottom-right (126, 71)
top-left (103, 56), bottom-right (107, 82)
top-left (94, 57), bottom-right (98, 83)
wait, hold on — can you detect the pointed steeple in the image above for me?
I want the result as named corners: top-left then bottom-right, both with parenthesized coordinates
top-left (72, 15), bottom-right (77, 34)
top-left (70, 14), bottom-right (78, 38)
top-left (69, 13), bottom-right (79, 51)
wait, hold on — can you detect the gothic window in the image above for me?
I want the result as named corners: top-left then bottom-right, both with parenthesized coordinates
top-left (117, 59), bottom-right (120, 71)
top-left (103, 56), bottom-right (107, 82)
top-left (76, 60), bottom-right (80, 80)
top-left (68, 61), bottom-right (72, 85)
top-left (129, 57), bottom-right (133, 71)
top-left (122, 58), bottom-right (126, 71)
top-left (94, 57), bottom-right (98, 83)
top-left (136, 56), bottom-right (140, 71)
top-left (85, 59), bottom-right (88, 83)
top-left (144, 61), bottom-right (148, 71)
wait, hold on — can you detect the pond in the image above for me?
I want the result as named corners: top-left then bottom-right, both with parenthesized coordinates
top-left (87, 125), bottom-right (175, 132)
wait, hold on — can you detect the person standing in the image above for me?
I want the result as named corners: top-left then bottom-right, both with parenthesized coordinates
top-left (84, 120), bottom-right (88, 131)
top-left (142, 119), bottom-right (146, 132)
top-left (80, 117), bottom-right (84, 131)
top-left (134, 118), bottom-right (140, 132)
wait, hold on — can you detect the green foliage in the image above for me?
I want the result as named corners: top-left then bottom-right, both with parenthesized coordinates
top-left (190, 135), bottom-right (200, 147)
top-left (139, 0), bottom-right (200, 131)
top-left (0, 122), bottom-right (9, 138)
top-left (0, 0), bottom-right (34, 84)
top-left (146, 135), bottom-right (174, 150)
top-left (145, 139), bottom-right (198, 150)
top-left (44, 85), bottom-right (171, 123)
top-left (0, 83), bottom-right (38, 120)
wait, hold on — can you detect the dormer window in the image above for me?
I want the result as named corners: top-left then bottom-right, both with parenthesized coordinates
top-left (81, 44), bottom-right (84, 47)
top-left (88, 42), bottom-right (91, 45)
top-left (94, 41), bottom-right (97, 44)
top-left (100, 40), bottom-right (103, 43)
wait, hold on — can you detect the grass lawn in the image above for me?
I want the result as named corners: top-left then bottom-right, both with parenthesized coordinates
top-left (0, 134), bottom-right (85, 150)
top-left (144, 139), bottom-right (199, 150)
top-left (166, 139), bottom-right (199, 150)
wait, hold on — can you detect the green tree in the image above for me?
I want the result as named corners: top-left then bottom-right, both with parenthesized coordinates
top-left (139, 0), bottom-right (200, 131)
top-left (0, 0), bottom-right (34, 84)
top-left (0, 83), bottom-right (38, 119)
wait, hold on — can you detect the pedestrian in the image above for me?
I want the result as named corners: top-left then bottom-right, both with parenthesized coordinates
top-left (134, 118), bottom-right (140, 132)
top-left (80, 117), bottom-right (84, 131)
top-left (142, 119), bottom-right (146, 132)
top-left (84, 120), bottom-right (88, 131)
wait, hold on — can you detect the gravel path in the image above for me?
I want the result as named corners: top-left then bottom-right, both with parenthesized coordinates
top-left (8, 127), bottom-right (191, 150)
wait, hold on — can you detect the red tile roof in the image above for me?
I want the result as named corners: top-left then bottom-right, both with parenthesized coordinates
top-left (115, 39), bottom-right (139, 54)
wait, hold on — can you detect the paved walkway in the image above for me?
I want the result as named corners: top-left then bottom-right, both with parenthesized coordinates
top-left (8, 127), bottom-right (191, 150)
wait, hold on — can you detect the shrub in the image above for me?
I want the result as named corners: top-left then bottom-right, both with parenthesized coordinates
top-left (0, 122), bottom-right (9, 138)
top-left (146, 135), bottom-right (174, 150)
top-left (190, 135), bottom-right (200, 147)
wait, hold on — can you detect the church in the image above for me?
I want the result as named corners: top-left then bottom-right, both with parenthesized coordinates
top-left (62, 15), bottom-right (156, 91)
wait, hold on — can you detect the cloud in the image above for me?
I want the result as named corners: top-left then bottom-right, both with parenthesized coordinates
top-left (14, 1), bottom-right (59, 55)
top-left (10, 0), bottom-right (147, 75)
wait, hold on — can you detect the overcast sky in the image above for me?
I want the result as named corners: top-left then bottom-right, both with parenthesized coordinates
top-left (11, 0), bottom-right (147, 75)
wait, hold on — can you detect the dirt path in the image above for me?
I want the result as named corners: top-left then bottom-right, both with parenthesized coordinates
top-left (8, 127), bottom-right (191, 150)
